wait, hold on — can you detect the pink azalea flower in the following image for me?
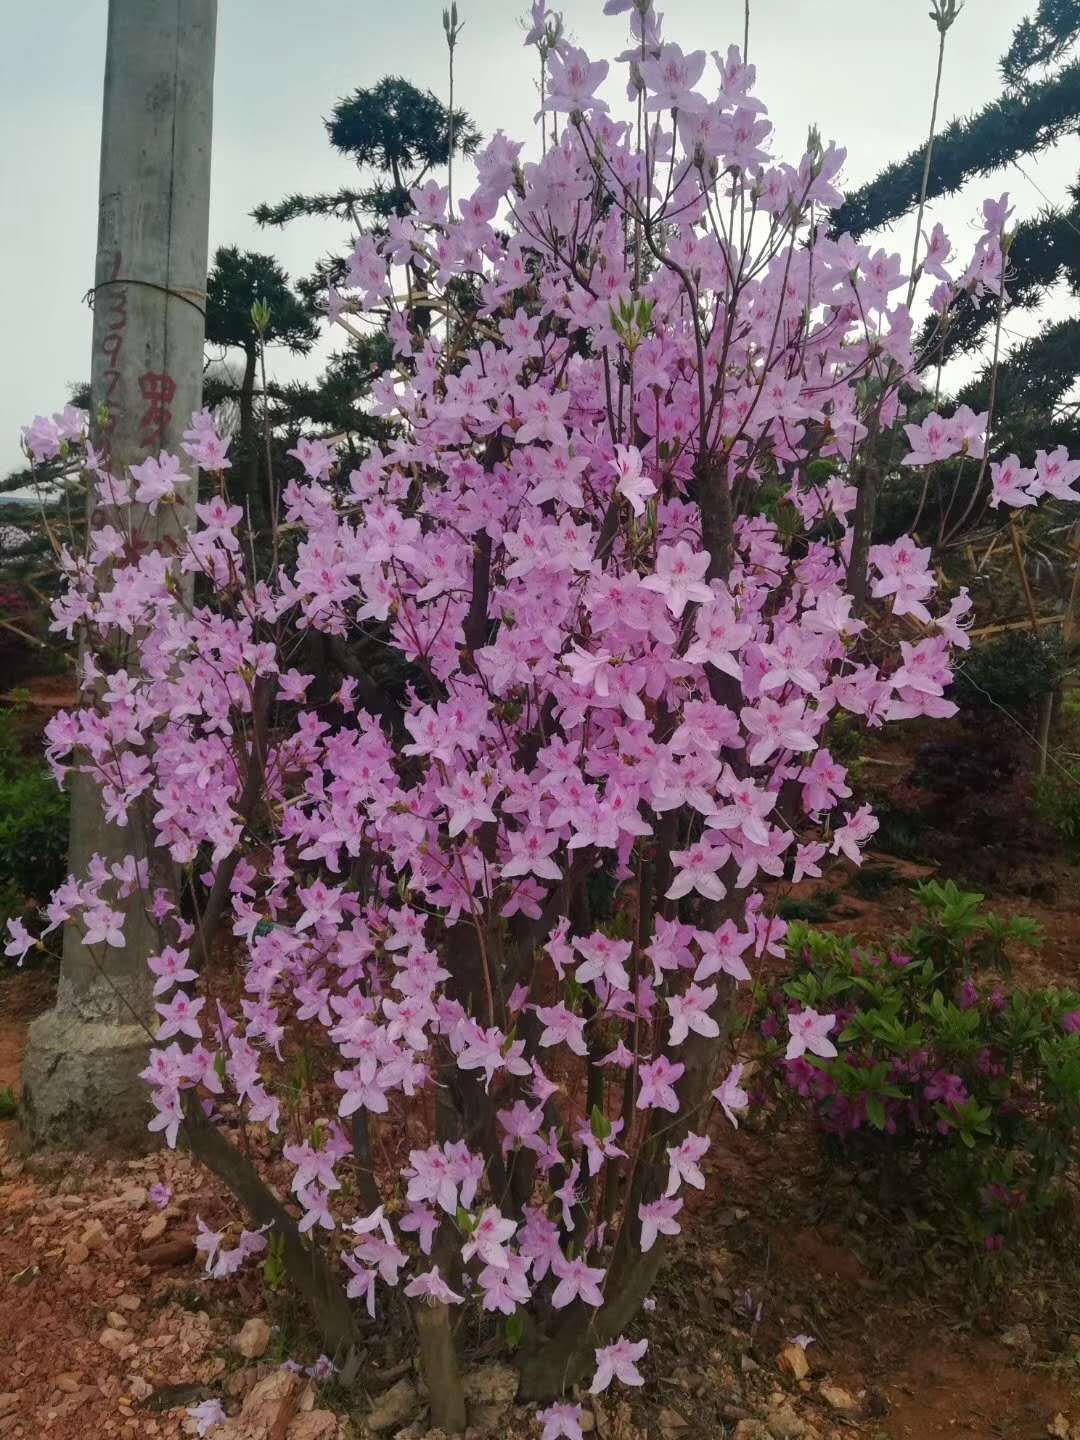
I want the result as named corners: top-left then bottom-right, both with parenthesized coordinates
top-left (403, 1265), bottom-right (465, 1305)
top-left (667, 838), bottom-right (730, 903)
top-left (638, 1195), bottom-right (682, 1252)
top-left (641, 43), bottom-right (708, 112)
top-left (575, 932), bottom-right (632, 991)
top-left (542, 45), bottom-right (609, 115)
top-left (637, 1056), bottom-right (684, 1112)
top-left (187, 1397), bottom-right (227, 1437)
top-left (537, 1402), bottom-right (585, 1440)
top-left (155, 990), bottom-right (205, 1040)
top-left (535, 1002), bottom-right (588, 1057)
top-left (551, 1252), bottom-right (606, 1309)
top-left (665, 1133), bottom-right (710, 1195)
top-left (461, 1206), bottom-right (517, 1270)
top-left (590, 1335), bottom-right (649, 1392)
top-left (667, 982), bottom-right (720, 1045)
top-left (785, 1009), bottom-right (837, 1062)
top-left (611, 445), bottom-right (656, 516)
top-left (641, 542), bottom-right (713, 619)
top-left (4, 917), bottom-right (34, 965)
top-left (713, 1064), bottom-right (750, 1127)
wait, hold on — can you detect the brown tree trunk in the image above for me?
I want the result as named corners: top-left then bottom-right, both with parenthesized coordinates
top-left (181, 1100), bottom-right (363, 1381)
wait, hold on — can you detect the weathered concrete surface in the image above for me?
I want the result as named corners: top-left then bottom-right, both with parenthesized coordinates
top-left (21, 1010), bottom-right (154, 1150)
top-left (22, 0), bottom-right (217, 1148)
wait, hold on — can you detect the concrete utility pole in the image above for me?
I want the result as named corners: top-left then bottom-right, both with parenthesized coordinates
top-left (22, 0), bottom-right (217, 1146)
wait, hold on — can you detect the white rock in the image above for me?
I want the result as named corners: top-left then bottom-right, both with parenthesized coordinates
top-left (233, 1316), bottom-right (272, 1360)
top-left (367, 1378), bottom-right (419, 1434)
top-left (818, 1383), bottom-right (857, 1413)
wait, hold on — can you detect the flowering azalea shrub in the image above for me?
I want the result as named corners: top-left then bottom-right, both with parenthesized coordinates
top-left (754, 885), bottom-right (1080, 1254)
top-left (9, 0), bottom-right (1079, 1423)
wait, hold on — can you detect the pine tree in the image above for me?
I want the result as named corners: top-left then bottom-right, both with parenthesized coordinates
top-left (252, 77), bottom-right (478, 443)
top-left (204, 246), bottom-right (319, 532)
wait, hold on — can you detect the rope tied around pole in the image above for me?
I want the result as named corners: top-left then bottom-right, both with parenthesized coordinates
top-left (83, 276), bottom-right (207, 319)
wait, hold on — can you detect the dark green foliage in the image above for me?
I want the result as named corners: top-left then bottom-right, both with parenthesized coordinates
top-left (1035, 761), bottom-right (1080, 851)
top-left (951, 630), bottom-right (1066, 713)
top-left (206, 247), bottom-right (318, 357)
top-left (952, 313), bottom-right (1080, 460)
top-left (204, 247), bottom-right (319, 541)
top-left (326, 75), bottom-right (479, 185)
top-left (847, 864), bottom-right (898, 899)
top-left (271, 341), bottom-right (395, 450)
top-left (820, 711), bottom-right (867, 770)
top-left (776, 891), bottom-right (837, 924)
top-left (0, 708), bottom-right (69, 925)
top-left (254, 77), bottom-right (480, 227)
top-left (252, 187), bottom-right (373, 232)
top-left (0, 585), bottom-right (45, 682)
top-left (869, 800), bottom-right (925, 860)
top-left (1002, 0), bottom-right (1080, 84)
top-left (833, 61), bottom-right (1080, 241)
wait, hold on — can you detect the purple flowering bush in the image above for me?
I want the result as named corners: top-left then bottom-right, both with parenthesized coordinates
top-left (755, 882), bottom-right (1080, 1253)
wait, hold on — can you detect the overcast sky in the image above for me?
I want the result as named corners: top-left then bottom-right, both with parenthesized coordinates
top-left (2, 0), bottom-right (1076, 474)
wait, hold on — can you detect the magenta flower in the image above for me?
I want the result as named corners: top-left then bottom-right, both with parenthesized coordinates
top-left (957, 981), bottom-right (979, 1011)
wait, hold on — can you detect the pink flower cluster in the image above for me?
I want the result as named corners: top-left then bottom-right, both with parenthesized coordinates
top-left (10, 0), bottom-right (1075, 1378)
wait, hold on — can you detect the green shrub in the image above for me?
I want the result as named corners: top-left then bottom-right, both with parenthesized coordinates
top-left (867, 797), bottom-right (924, 859)
top-left (755, 883), bottom-right (1079, 1255)
top-left (776, 891), bottom-right (838, 924)
top-left (820, 710), bottom-right (866, 775)
top-left (0, 707), bottom-right (69, 925)
top-left (951, 630), bottom-right (1064, 715)
top-left (1035, 762), bottom-right (1080, 856)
